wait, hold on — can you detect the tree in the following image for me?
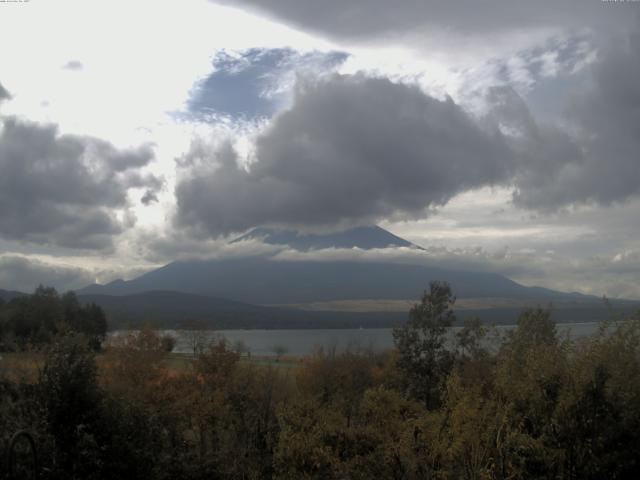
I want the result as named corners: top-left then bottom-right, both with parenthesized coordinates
top-left (160, 334), bottom-right (176, 353)
top-left (232, 338), bottom-right (249, 357)
top-left (38, 334), bottom-right (104, 477)
top-left (506, 307), bottom-right (557, 350)
top-left (7, 286), bottom-right (63, 346)
top-left (79, 302), bottom-right (108, 351)
top-left (272, 344), bottom-right (288, 362)
top-left (393, 281), bottom-right (455, 409)
top-left (101, 325), bottom-right (168, 396)
top-left (61, 294), bottom-right (108, 351)
top-left (195, 337), bottom-right (240, 385)
top-left (182, 319), bottom-right (208, 356)
top-left (455, 317), bottom-right (488, 360)
top-left (2, 288), bottom-right (107, 351)
top-left (551, 317), bottom-right (640, 479)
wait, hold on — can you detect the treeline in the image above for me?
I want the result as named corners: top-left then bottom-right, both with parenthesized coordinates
top-left (0, 282), bottom-right (639, 479)
top-left (0, 286), bottom-right (107, 351)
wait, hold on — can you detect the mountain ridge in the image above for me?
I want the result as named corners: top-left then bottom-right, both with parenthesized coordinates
top-left (232, 225), bottom-right (421, 250)
top-left (77, 225), bottom-right (601, 311)
top-left (76, 290), bottom-right (630, 330)
top-left (0, 288), bottom-right (28, 301)
top-left (77, 256), bottom-right (594, 304)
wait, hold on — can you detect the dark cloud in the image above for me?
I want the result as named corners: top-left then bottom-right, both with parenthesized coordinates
top-left (175, 23), bottom-right (640, 237)
top-left (187, 48), bottom-right (348, 120)
top-left (483, 86), bottom-right (584, 208)
top-left (0, 82), bottom-right (10, 102)
top-left (0, 115), bottom-right (161, 249)
top-left (62, 60), bottom-right (83, 71)
top-left (176, 74), bottom-right (513, 235)
top-left (213, 0), bottom-right (632, 47)
top-left (141, 189), bottom-right (159, 205)
top-left (0, 255), bottom-right (94, 293)
top-left (510, 29), bottom-right (640, 209)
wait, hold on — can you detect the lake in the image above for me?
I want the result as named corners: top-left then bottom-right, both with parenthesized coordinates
top-left (111, 321), bottom-right (604, 357)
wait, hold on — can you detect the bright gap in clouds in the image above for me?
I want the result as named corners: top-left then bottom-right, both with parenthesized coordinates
top-left (0, 0), bottom-right (340, 233)
top-left (0, 0), bottom-right (336, 150)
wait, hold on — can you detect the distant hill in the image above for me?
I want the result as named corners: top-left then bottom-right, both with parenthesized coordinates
top-left (0, 288), bottom-right (27, 302)
top-left (78, 256), bottom-right (593, 305)
top-left (77, 290), bottom-right (407, 329)
top-left (1, 287), bottom-right (633, 330)
top-left (232, 225), bottom-right (420, 250)
top-left (78, 226), bottom-right (596, 305)
top-left (74, 225), bottom-right (626, 327)
top-left (78, 290), bottom-right (277, 329)
top-left (76, 290), bottom-right (635, 330)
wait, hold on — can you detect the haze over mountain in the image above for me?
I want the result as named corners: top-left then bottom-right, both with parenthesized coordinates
top-left (8, 225), bottom-right (625, 330)
top-left (79, 226), bottom-right (592, 306)
top-left (0, 288), bottom-right (26, 302)
top-left (74, 220), bottom-right (633, 329)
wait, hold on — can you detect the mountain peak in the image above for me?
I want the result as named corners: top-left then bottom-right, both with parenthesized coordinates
top-left (232, 225), bottom-right (421, 251)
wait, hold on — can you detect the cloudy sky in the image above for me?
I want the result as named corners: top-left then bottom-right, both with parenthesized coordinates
top-left (1, 0), bottom-right (639, 298)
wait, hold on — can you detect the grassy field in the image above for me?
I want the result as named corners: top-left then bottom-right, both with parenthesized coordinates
top-left (0, 350), bottom-right (300, 384)
top-left (164, 352), bottom-right (300, 370)
top-left (0, 351), bottom-right (42, 382)
top-left (266, 296), bottom-right (618, 312)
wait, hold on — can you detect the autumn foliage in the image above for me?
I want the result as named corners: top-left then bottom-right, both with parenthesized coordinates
top-left (1, 282), bottom-right (640, 479)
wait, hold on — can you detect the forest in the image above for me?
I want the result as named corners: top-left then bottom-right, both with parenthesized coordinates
top-left (0, 282), bottom-right (639, 479)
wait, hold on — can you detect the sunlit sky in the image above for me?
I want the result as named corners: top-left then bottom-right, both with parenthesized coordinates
top-left (1, 0), bottom-right (640, 298)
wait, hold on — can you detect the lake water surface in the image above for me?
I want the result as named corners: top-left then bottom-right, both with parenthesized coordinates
top-left (111, 322), bottom-right (603, 357)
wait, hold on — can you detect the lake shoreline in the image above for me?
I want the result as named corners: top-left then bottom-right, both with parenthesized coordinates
top-left (110, 321), bottom-right (606, 357)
